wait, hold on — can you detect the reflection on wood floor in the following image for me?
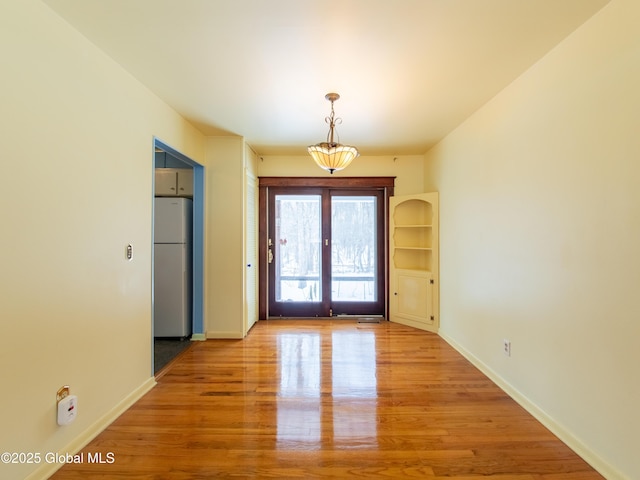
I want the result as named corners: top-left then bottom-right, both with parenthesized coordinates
top-left (51, 320), bottom-right (603, 479)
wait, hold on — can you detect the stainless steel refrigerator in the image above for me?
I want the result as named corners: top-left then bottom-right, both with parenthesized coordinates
top-left (154, 197), bottom-right (192, 337)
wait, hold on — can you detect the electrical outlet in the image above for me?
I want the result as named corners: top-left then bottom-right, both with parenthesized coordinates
top-left (503, 339), bottom-right (511, 357)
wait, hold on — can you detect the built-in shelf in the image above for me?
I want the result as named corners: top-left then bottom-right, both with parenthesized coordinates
top-left (389, 193), bottom-right (439, 333)
top-left (391, 199), bottom-right (435, 271)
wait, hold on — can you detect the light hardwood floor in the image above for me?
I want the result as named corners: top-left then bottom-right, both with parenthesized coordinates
top-left (51, 320), bottom-right (603, 479)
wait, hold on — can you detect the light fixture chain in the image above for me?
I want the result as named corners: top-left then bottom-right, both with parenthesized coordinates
top-left (324, 99), bottom-right (342, 145)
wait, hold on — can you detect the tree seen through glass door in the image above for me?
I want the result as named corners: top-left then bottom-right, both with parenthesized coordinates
top-left (331, 196), bottom-right (377, 302)
top-left (275, 194), bottom-right (321, 303)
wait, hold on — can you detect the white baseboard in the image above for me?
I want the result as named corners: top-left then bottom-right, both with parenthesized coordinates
top-left (206, 330), bottom-right (244, 339)
top-left (439, 332), bottom-right (626, 480)
top-left (28, 377), bottom-right (156, 480)
top-left (190, 333), bottom-right (207, 341)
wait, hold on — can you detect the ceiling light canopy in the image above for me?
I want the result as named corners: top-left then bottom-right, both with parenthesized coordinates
top-left (307, 93), bottom-right (359, 174)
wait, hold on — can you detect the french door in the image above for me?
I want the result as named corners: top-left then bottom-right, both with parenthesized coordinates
top-left (267, 187), bottom-right (385, 317)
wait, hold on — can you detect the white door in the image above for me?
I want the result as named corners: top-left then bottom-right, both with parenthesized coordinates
top-left (245, 171), bottom-right (258, 333)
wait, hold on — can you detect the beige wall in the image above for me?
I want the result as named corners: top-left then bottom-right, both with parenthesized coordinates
top-left (0, 1), bottom-right (205, 479)
top-left (205, 136), bottom-right (246, 338)
top-left (205, 137), bottom-right (263, 338)
top-left (424, 0), bottom-right (639, 478)
top-left (258, 154), bottom-right (425, 196)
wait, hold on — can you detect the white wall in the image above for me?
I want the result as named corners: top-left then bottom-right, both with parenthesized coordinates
top-left (0, 1), bottom-right (205, 478)
top-left (424, 0), bottom-right (639, 478)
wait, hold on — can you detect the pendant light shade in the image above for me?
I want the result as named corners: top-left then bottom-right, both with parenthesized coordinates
top-left (307, 93), bottom-right (359, 174)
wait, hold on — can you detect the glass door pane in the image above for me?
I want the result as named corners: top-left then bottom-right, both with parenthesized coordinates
top-left (272, 194), bottom-right (323, 316)
top-left (331, 196), bottom-right (377, 302)
top-left (330, 191), bottom-right (384, 316)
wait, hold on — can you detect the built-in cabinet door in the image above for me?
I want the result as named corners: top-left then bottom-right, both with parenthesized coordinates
top-left (393, 270), bottom-right (434, 328)
top-left (155, 168), bottom-right (193, 197)
top-left (389, 193), bottom-right (439, 332)
top-left (177, 169), bottom-right (194, 197)
top-left (155, 169), bottom-right (178, 196)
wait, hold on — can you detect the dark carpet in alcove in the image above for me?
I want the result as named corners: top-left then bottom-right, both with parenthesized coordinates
top-left (154, 338), bottom-right (191, 373)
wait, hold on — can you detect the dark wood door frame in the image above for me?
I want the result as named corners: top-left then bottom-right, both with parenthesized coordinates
top-left (258, 177), bottom-right (395, 319)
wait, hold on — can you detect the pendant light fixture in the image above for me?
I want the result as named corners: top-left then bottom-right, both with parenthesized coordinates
top-left (307, 93), bottom-right (359, 174)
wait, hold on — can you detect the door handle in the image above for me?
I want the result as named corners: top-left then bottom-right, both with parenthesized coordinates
top-left (268, 249), bottom-right (273, 264)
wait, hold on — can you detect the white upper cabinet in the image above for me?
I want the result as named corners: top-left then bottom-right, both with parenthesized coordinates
top-left (155, 168), bottom-right (193, 197)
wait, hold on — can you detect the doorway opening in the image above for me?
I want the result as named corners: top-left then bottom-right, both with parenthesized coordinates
top-left (152, 138), bottom-right (205, 374)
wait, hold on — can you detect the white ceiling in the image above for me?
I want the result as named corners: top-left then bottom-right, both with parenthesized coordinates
top-left (43, 0), bottom-right (609, 156)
